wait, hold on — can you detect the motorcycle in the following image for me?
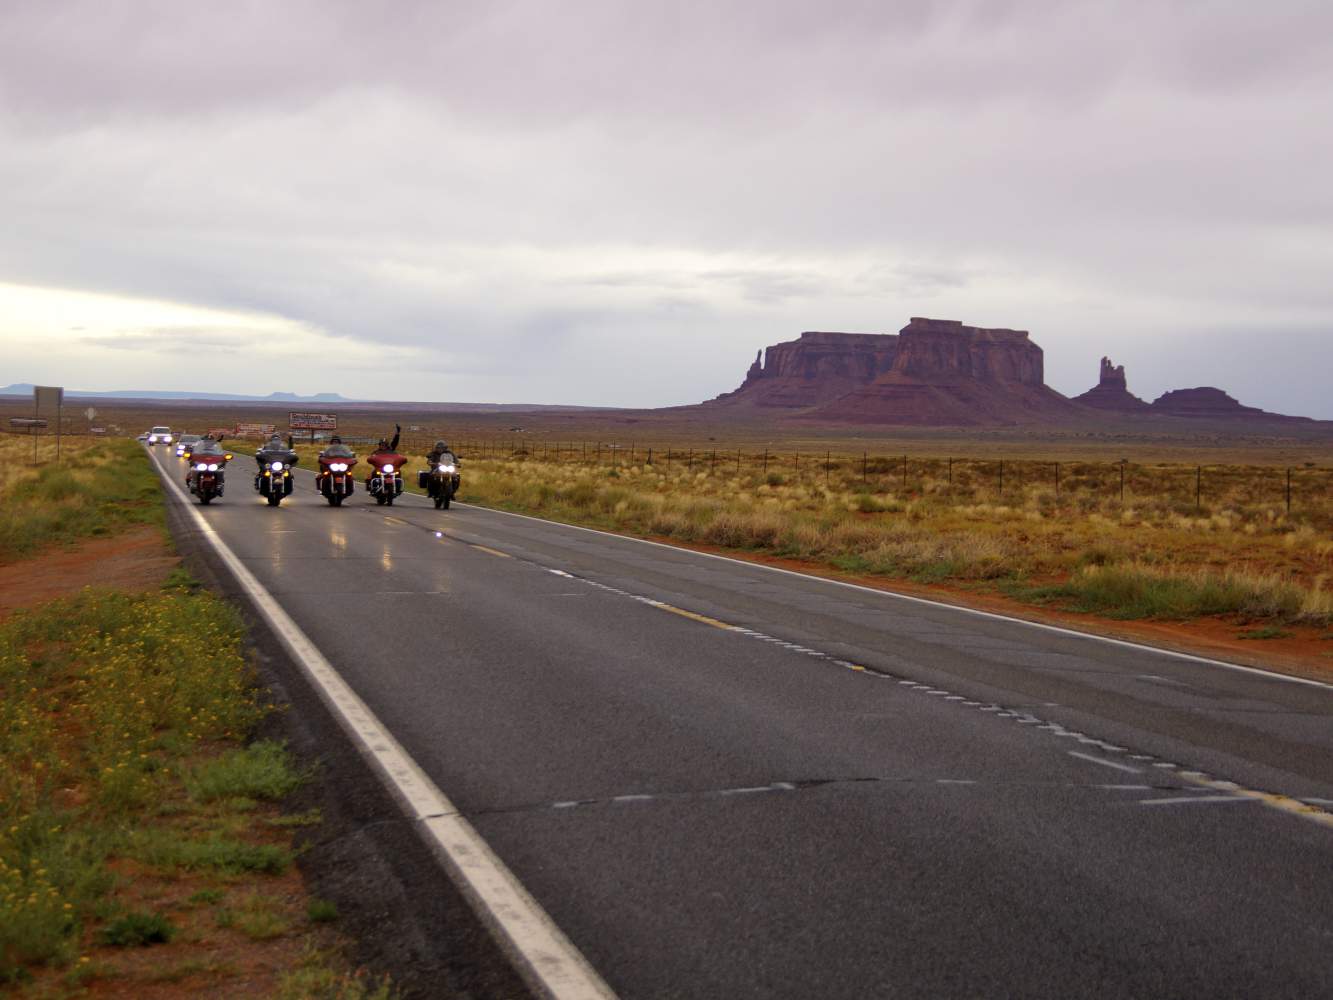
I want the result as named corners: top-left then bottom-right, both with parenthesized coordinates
top-left (187, 449), bottom-right (231, 505)
top-left (366, 451), bottom-right (406, 506)
top-left (254, 445), bottom-right (298, 507)
top-left (315, 449), bottom-right (357, 507)
top-left (418, 458), bottom-right (460, 509)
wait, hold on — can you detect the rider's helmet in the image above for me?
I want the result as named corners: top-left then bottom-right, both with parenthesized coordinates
top-left (329, 435), bottom-right (342, 445)
top-left (434, 440), bottom-right (448, 453)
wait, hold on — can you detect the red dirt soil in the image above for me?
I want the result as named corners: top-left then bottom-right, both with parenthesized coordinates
top-left (0, 526), bottom-right (180, 619)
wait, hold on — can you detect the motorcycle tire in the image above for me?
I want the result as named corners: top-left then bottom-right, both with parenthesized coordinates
top-left (200, 495), bottom-right (212, 505)
top-left (434, 495), bottom-right (444, 509)
top-left (375, 495), bottom-right (386, 505)
top-left (442, 494), bottom-right (451, 509)
top-left (386, 495), bottom-right (395, 506)
top-left (329, 494), bottom-right (343, 507)
top-left (267, 492), bottom-right (281, 507)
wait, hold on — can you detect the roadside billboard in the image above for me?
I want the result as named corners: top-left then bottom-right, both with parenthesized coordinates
top-left (236, 422), bottom-right (276, 437)
top-left (289, 412), bottom-right (338, 431)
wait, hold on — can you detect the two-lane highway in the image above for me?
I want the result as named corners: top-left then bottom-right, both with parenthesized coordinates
top-left (151, 446), bottom-right (1333, 998)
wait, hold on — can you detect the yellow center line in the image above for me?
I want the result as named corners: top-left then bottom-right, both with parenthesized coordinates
top-left (653, 603), bottom-right (735, 630)
top-left (471, 544), bottom-right (512, 559)
top-left (1181, 773), bottom-right (1333, 830)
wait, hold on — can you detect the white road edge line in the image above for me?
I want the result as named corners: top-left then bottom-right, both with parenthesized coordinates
top-left (1067, 751), bottom-right (1143, 774)
top-left (149, 450), bottom-right (617, 1000)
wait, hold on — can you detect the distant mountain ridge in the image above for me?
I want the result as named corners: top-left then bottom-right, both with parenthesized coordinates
top-left (0, 384), bottom-right (354, 403)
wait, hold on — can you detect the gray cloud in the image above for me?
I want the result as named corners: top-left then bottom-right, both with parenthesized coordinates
top-left (1, 1), bottom-right (1331, 415)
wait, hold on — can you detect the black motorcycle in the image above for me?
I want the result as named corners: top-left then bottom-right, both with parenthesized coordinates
top-left (254, 445), bottom-right (298, 507)
top-left (419, 456), bottom-right (461, 509)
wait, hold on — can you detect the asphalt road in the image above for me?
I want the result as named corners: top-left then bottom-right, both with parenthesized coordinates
top-left (151, 446), bottom-right (1333, 999)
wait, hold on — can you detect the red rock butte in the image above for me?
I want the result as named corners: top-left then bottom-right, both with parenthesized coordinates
top-left (1073, 357), bottom-right (1151, 412)
top-left (712, 318), bottom-right (1079, 426)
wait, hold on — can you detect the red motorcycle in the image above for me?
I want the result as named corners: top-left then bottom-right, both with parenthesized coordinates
top-left (315, 446), bottom-right (358, 507)
top-left (186, 446), bottom-right (232, 505)
top-left (366, 450), bottom-right (407, 506)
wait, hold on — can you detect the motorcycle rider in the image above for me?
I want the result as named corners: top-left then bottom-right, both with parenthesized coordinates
top-left (373, 424), bottom-right (402, 455)
top-left (255, 432), bottom-right (298, 468)
top-left (425, 439), bottom-right (457, 467)
top-left (321, 434), bottom-right (354, 458)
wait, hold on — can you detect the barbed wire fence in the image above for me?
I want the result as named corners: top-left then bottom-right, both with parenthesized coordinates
top-left (380, 434), bottom-right (1333, 522)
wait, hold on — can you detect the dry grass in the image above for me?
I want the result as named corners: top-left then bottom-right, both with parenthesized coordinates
top-left (414, 449), bottom-right (1332, 626)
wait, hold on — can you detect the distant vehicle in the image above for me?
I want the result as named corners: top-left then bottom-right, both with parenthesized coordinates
top-left (147, 426), bottom-right (173, 445)
top-left (137, 432), bottom-right (148, 442)
top-left (175, 434), bottom-right (201, 457)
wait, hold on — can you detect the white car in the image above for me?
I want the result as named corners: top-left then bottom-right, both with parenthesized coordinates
top-left (175, 434), bottom-right (201, 457)
top-left (146, 426), bottom-right (173, 445)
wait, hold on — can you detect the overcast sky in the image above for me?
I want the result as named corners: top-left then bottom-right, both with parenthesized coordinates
top-left (2, 0), bottom-right (1331, 415)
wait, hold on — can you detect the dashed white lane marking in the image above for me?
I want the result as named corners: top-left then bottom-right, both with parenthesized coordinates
top-left (1067, 751), bottom-right (1142, 774)
top-left (1139, 795), bottom-right (1256, 807)
top-left (147, 450), bottom-right (617, 1000)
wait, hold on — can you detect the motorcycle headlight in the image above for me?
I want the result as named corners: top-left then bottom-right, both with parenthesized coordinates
top-left (382, 464), bottom-right (394, 473)
top-left (196, 462), bottom-right (208, 471)
top-left (439, 464), bottom-right (455, 473)
top-left (207, 463), bottom-right (219, 472)
top-left (270, 461), bottom-right (284, 471)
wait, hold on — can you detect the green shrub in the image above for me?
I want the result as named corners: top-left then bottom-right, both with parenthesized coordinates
top-left (186, 741), bottom-right (305, 803)
top-left (99, 911), bottom-right (176, 947)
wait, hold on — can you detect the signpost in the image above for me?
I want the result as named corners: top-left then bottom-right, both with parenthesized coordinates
top-left (10, 417), bottom-right (48, 460)
top-left (289, 412), bottom-right (337, 444)
top-left (33, 386), bottom-right (63, 460)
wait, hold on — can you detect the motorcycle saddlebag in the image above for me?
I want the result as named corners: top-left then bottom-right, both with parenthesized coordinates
top-left (417, 470), bottom-right (429, 490)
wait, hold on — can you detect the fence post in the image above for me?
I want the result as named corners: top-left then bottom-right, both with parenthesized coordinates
top-left (998, 459), bottom-right (1004, 497)
top-left (737, 450), bottom-right (741, 473)
top-left (1196, 465), bottom-right (1202, 511)
top-left (1055, 462), bottom-right (1060, 499)
top-left (948, 456), bottom-right (952, 487)
top-left (711, 449), bottom-right (716, 471)
top-left (902, 454), bottom-right (907, 493)
top-left (825, 451), bottom-right (830, 487)
top-left (688, 449), bottom-right (693, 471)
top-left (862, 451), bottom-right (867, 486)
top-left (1120, 461), bottom-right (1126, 503)
top-left (1286, 467), bottom-right (1292, 515)
top-left (763, 449), bottom-right (768, 473)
